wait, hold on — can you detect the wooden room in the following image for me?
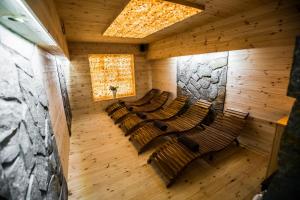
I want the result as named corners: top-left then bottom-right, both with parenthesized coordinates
top-left (0, 0), bottom-right (299, 199)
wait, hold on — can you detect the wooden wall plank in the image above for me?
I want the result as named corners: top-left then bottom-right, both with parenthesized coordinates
top-left (225, 46), bottom-right (295, 122)
top-left (224, 46), bottom-right (295, 154)
top-left (151, 58), bottom-right (177, 98)
top-left (239, 117), bottom-right (276, 154)
top-left (147, 0), bottom-right (300, 60)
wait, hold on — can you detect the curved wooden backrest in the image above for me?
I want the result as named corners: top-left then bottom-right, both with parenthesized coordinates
top-left (159, 96), bottom-right (189, 116)
top-left (149, 91), bottom-right (170, 105)
top-left (133, 91), bottom-right (171, 112)
top-left (177, 99), bottom-right (212, 119)
top-left (207, 109), bottom-right (249, 137)
top-left (166, 99), bottom-right (212, 130)
top-left (146, 88), bottom-right (160, 97)
top-left (129, 88), bottom-right (160, 105)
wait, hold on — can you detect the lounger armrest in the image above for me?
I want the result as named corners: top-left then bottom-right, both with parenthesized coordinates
top-left (178, 136), bottom-right (199, 152)
top-left (153, 120), bottom-right (168, 131)
top-left (136, 112), bottom-right (147, 119)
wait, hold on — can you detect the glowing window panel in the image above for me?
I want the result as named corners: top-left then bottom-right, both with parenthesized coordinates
top-left (89, 54), bottom-right (136, 101)
top-left (103, 0), bottom-right (203, 38)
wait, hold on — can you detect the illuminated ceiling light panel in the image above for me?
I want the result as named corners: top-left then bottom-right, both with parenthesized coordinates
top-left (103, 0), bottom-right (203, 38)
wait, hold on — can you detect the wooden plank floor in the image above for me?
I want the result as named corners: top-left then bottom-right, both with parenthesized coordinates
top-left (68, 112), bottom-right (268, 200)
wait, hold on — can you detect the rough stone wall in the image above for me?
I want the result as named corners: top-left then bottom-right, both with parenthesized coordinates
top-left (177, 52), bottom-right (228, 111)
top-left (0, 44), bottom-right (67, 199)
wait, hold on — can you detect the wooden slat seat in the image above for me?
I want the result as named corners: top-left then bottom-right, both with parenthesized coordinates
top-left (129, 100), bottom-right (212, 153)
top-left (147, 109), bottom-right (249, 187)
top-left (110, 91), bottom-right (171, 124)
top-left (105, 89), bottom-right (160, 115)
top-left (119, 96), bottom-right (189, 135)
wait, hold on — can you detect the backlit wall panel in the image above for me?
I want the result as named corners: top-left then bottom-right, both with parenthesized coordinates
top-left (89, 54), bottom-right (136, 101)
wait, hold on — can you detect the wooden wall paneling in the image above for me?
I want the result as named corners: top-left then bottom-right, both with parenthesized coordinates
top-left (225, 46), bottom-right (295, 122)
top-left (147, 0), bottom-right (300, 60)
top-left (224, 46), bottom-right (295, 154)
top-left (66, 42), bottom-right (152, 116)
top-left (151, 57), bottom-right (177, 98)
top-left (25, 0), bottom-right (69, 57)
top-left (239, 117), bottom-right (276, 155)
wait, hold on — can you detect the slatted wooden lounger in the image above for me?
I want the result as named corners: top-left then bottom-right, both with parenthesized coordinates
top-left (119, 96), bottom-right (189, 136)
top-left (147, 109), bottom-right (249, 187)
top-left (105, 88), bottom-right (160, 115)
top-left (129, 100), bottom-right (212, 153)
top-left (111, 91), bottom-right (171, 124)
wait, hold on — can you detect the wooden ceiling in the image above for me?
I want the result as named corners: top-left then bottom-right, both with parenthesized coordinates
top-left (54, 0), bottom-right (274, 44)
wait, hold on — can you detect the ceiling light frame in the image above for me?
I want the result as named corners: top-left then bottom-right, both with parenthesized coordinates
top-left (103, 0), bottom-right (204, 39)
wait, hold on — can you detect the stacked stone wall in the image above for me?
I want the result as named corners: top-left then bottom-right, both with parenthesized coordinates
top-left (177, 52), bottom-right (228, 111)
top-left (0, 43), bottom-right (67, 199)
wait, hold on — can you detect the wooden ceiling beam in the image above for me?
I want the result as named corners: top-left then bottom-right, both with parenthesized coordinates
top-left (102, 0), bottom-right (131, 34)
top-left (165, 0), bottom-right (205, 10)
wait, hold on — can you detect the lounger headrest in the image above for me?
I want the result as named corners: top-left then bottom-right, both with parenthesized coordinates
top-left (151, 88), bottom-right (160, 93)
top-left (125, 105), bottom-right (133, 111)
top-left (160, 91), bottom-right (171, 97)
top-left (153, 120), bottom-right (168, 131)
top-left (178, 136), bottom-right (199, 152)
top-left (136, 112), bottom-right (147, 119)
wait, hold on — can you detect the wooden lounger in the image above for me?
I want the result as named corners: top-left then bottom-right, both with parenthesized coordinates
top-left (119, 96), bottom-right (189, 136)
top-left (147, 109), bottom-right (249, 187)
top-left (105, 88), bottom-right (160, 115)
top-left (129, 100), bottom-right (212, 153)
top-left (111, 91), bottom-right (171, 124)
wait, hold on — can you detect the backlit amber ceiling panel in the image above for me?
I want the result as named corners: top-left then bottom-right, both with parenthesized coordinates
top-left (89, 54), bottom-right (136, 101)
top-left (103, 0), bottom-right (203, 38)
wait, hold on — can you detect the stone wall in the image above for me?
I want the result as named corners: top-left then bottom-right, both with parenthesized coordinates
top-left (177, 52), bottom-right (228, 110)
top-left (0, 42), bottom-right (67, 198)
